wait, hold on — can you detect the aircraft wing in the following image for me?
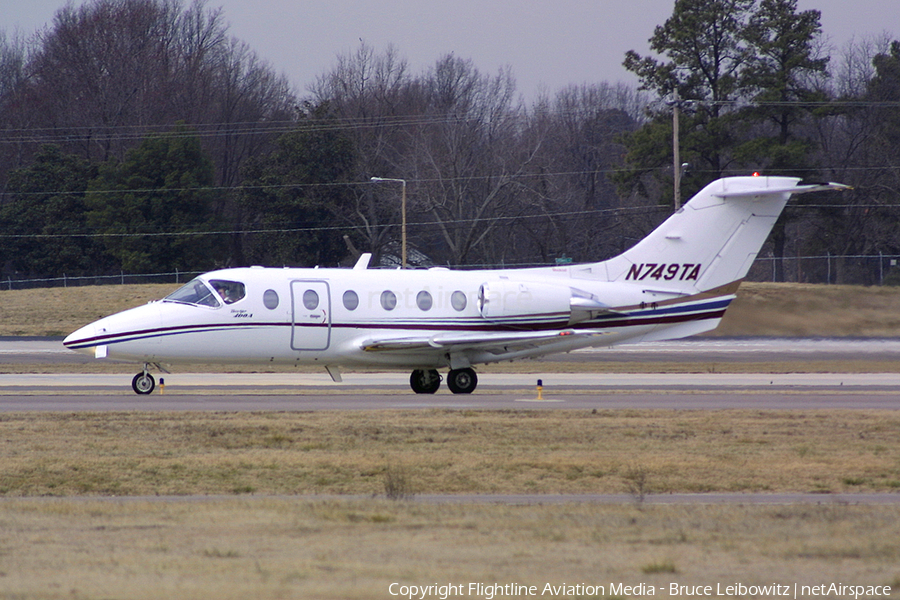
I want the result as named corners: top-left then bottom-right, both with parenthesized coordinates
top-left (361, 329), bottom-right (607, 354)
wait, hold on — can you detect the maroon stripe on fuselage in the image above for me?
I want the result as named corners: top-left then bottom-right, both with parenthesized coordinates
top-left (66, 306), bottom-right (726, 349)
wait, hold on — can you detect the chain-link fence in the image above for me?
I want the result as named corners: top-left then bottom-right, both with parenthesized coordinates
top-left (2, 270), bottom-right (203, 291)
top-left (747, 254), bottom-right (900, 286)
top-left (5, 255), bottom-right (900, 290)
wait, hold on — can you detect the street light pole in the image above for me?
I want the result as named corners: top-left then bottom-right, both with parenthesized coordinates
top-left (370, 177), bottom-right (407, 268)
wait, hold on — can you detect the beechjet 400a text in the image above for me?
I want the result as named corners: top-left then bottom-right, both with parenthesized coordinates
top-left (64, 175), bottom-right (848, 395)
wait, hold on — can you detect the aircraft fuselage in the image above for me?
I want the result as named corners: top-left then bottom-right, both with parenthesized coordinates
top-left (64, 263), bottom-right (725, 370)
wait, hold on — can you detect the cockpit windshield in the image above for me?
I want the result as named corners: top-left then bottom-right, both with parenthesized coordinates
top-left (163, 278), bottom-right (246, 307)
top-left (164, 279), bottom-right (221, 307)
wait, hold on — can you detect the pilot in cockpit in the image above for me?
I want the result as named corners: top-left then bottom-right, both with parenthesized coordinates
top-left (211, 280), bottom-right (245, 305)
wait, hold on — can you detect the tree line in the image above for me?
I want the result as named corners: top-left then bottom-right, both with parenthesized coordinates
top-left (0, 0), bottom-right (898, 284)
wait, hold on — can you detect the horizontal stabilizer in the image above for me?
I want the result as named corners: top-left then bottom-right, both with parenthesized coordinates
top-left (713, 181), bottom-right (851, 199)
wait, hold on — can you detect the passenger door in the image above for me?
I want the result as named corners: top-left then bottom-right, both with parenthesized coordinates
top-left (291, 280), bottom-right (331, 351)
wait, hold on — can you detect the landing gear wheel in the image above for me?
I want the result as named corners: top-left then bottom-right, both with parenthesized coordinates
top-left (132, 372), bottom-right (156, 395)
top-left (410, 369), bottom-right (441, 394)
top-left (447, 368), bottom-right (477, 394)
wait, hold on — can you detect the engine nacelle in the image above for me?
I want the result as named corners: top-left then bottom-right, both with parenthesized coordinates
top-left (478, 280), bottom-right (572, 324)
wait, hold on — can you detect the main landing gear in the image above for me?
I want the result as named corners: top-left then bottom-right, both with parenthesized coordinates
top-left (410, 369), bottom-right (441, 394)
top-left (409, 367), bottom-right (478, 394)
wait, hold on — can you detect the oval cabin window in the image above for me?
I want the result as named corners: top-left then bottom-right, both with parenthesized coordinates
top-left (416, 290), bottom-right (433, 311)
top-left (381, 290), bottom-right (397, 311)
top-left (303, 289), bottom-right (319, 310)
top-left (451, 290), bottom-right (467, 311)
top-left (263, 289), bottom-right (279, 309)
top-left (343, 290), bottom-right (359, 311)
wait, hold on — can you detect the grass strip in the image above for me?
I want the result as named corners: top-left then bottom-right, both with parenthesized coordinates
top-left (2, 409), bottom-right (899, 496)
top-left (1, 498), bottom-right (898, 599)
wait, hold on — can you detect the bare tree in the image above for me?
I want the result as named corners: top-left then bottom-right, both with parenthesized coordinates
top-left (512, 84), bottom-right (645, 265)
top-left (409, 55), bottom-right (536, 266)
top-left (0, 30), bottom-right (31, 192)
top-left (311, 42), bottom-right (414, 263)
top-left (19, 0), bottom-right (294, 178)
top-left (805, 35), bottom-right (900, 283)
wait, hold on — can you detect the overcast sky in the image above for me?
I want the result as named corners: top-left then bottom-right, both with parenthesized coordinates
top-left (5, 0), bottom-right (899, 100)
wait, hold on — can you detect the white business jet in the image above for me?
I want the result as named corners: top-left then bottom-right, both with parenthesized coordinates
top-left (64, 175), bottom-right (848, 395)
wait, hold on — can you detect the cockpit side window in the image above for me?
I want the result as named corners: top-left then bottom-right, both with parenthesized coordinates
top-left (210, 280), bottom-right (246, 305)
top-left (164, 279), bottom-right (221, 308)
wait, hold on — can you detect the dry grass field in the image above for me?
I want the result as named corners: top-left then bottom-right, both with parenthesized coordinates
top-left (0, 410), bottom-right (899, 598)
top-left (714, 282), bottom-right (900, 337)
top-left (0, 283), bottom-right (177, 337)
top-left (1, 498), bottom-right (898, 600)
top-left (2, 410), bottom-right (899, 497)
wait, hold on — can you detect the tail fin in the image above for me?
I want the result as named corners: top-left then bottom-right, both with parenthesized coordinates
top-left (600, 176), bottom-right (849, 292)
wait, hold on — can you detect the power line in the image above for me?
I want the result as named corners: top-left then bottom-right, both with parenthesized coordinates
top-left (0, 204), bottom-right (667, 240)
top-left (1, 97), bottom-right (898, 145)
top-left (3, 198), bottom-right (899, 242)
top-left (5, 161), bottom-right (900, 198)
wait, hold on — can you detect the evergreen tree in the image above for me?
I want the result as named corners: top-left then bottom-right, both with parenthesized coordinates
top-left (738, 0), bottom-right (829, 172)
top-left (85, 126), bottom-right (222, 273)
top-left (869, 41), bottom-right (900, 158)
top-left (238, 105), bottom-right (355, 267)
top-left (737, 0), bottom-right (829, 281)
top-left (619, 0), bottom-right (755, 202)
top-left (0, 145), bottom-right (101, 278)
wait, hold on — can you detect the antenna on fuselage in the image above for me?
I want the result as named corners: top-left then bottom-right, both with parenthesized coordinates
top-left (353, 253), bottom-right (372, 270)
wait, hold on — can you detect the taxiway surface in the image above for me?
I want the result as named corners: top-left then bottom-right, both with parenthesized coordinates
top-left (2, 337), bottom-right (899, 411)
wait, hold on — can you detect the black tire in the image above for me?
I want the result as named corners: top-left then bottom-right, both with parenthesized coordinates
top-left (132, 372), bottom-right (155, 395)
top-left (410, 369), bottom-right (441, 394)
top-left (447, 368), bottom-right (477, 394)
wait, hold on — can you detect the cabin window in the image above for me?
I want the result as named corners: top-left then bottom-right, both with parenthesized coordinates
top-left (343, 290), bottom-right (359, 311)
top-left (302, 289), bottom-right (319, 310)
top-left (263, 289), bottom-right (279, 310)
top-left (380, 290), bottom-right (397, 311)
top-left (451, 290), bottom-right (467, 311)
top-left (210, 280), bottom-right (246, 305)
top-left (416, 290), bottom-right (433, 311)
top-left (164, 278), bottom-right (221, 308)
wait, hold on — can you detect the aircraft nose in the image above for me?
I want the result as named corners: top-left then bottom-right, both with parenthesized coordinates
top-left (63, 322), bottom-right (99, 355)
top-left (64, 302), bottom-right (164, 359)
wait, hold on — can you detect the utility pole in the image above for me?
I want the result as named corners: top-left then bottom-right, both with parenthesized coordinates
top-left (672, 90), bottom-right (682, 210)
top-left (370, 177), bottom-right (407, 268)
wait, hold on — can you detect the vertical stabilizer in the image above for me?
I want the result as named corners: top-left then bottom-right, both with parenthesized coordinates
top-left (601, 176), bottom-right (849, 293)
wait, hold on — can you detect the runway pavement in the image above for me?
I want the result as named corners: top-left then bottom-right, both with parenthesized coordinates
top-left (0, 373), bottom-right (900, 412)
top-left (2, 337), bottom-right (900, 410)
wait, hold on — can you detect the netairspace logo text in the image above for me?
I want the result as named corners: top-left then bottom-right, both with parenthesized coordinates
top-left (387, 581), bottom-right (893, 600)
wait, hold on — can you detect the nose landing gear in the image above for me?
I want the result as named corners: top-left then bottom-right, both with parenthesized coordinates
top-left (131, 363), bottom-right (166, 395)
top-left (132, 364), bottom-right (155, 395)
